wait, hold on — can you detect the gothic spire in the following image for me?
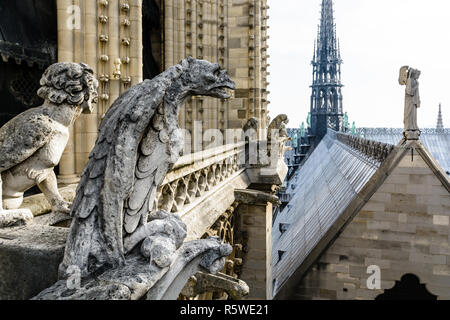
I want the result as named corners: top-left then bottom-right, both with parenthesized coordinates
top-left (316, 0), bottom-right (340, 64)
top-left (437, 103), bottom-right (444, 130)
top-left (310, 0), bottom-right (344, 141)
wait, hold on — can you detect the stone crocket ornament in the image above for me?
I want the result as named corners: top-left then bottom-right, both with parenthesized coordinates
top-left (399, 65), bottom-right (421, 140)
top-left (0, 62), bottom-right (98, 227)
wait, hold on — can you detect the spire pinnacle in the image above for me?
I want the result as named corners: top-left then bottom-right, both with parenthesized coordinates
top-left (437, 103), bottom-right (444, 130)
top-left (315, 0), bottom-right (338, 62)
top-left (310, 0), bottom-right (345, 139)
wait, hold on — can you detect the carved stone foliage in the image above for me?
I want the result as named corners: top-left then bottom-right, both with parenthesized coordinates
top-left (336, 132), bottom-right (394, 163)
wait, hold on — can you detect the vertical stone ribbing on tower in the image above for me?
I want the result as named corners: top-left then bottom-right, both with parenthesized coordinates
top-left (185, 0), bottom-right (194, 152)
top-left (310, 0), bottom-right (344, 142)
top-left (218, 0), bottom-right (228, 133)
top-left (196, 0), bottom-right (205, 147)
top-left (261, 0), bottom-right (269, 133)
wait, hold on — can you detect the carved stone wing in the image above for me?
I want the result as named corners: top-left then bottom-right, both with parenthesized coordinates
top-left (123, 113), bottom-right (172, 235)
top-left (0, 109), bottom-right (54, 172)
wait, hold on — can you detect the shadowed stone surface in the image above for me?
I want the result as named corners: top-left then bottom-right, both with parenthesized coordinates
top-left (0, 225), bottom-right (68, 299)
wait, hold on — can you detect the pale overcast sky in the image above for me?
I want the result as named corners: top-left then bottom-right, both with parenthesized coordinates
top-left (267, 0), bottom-right (450, 129)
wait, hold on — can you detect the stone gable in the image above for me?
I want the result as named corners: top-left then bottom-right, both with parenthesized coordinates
top-left (292, 146), bottom-right (450, 300)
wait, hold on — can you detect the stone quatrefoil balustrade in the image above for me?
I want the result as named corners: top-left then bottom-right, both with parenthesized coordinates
top-left (154, 142), bottom-right (246, 214)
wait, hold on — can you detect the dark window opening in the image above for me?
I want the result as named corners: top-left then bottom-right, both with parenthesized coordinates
top-left (143, 0), bottom-right (162, 79)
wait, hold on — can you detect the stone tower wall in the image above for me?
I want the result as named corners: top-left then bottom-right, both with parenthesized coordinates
top-left (56, 0), bottom-right (270, 180)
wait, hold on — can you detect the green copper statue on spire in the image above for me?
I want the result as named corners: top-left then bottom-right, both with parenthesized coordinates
top-left (300, 122), bottom-right (306, 138)
top-left (344, 112), bottom-right (349, 131)
top-left (306, 112), bottom-right (311, 128)
top-left (293, 132), bottom-right (298, 149)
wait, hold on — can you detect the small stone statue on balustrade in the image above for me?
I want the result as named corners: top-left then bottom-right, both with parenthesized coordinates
top-left (0, 63), bottom-right (98, 227)
top-left (399, 66), bottom-right (421, 140)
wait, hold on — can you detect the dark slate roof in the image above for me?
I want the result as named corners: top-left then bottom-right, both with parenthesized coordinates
top-left (357, 128), bottom-right (450, 174)
top-left (272, 130), bottom-right (394, 297)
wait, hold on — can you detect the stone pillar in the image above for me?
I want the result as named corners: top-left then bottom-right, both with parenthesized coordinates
top-left (130, 0), bottom-right (143, 85)
top-left (235, 189), bottom-right (280, 300)
top-left (57, 0), bottom-right (79, 184)
top-left (235, 137), bottom-right (288, 299)
top-left (56, 0), bottom-right (144, 181)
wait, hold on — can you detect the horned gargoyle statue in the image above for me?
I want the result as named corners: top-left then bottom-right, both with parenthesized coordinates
top-left (0, 63), bottom-right (98, 228)
top-left (34, 57), bottom-right (235, 300)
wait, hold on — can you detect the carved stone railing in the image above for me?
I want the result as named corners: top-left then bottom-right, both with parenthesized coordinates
top-left (154, 142), bottom-right (245, 214)
top-left (356, 127), bottom-right (450, 136)
top-left (335, 131), bottom-right (395, 163)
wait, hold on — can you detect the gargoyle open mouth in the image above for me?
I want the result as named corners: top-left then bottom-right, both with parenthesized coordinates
top-left (210, 83), bottom-right (235, 99)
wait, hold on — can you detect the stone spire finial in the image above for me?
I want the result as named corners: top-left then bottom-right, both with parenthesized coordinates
top-left (310, 0), bottom-right (345, 141)
top-left (399, 66), bottom-right (421, 141)
top-left (437, 103), bottom-right (444, 130)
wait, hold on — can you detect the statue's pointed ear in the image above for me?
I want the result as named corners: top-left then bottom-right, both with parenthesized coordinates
top-left (181, 57), bottom-right (191, 70)
top-left (187, 56), bottom-right (194, 63)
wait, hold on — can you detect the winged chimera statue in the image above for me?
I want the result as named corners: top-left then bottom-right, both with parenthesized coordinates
top-left (52, 57), bottom-right (235, 295)
top-left (0, 63), bottom-right (98, 227)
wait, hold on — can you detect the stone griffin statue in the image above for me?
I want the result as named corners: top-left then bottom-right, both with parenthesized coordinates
top-left (399, 66), bottom-right (421, 140)
top-left (34, 57), bottom-right (235, 300)
top-left (0, 63), bottom-right (98, 227)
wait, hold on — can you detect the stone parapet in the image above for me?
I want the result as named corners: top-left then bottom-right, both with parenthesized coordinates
top-left (0, 225), bottom-right (68, 299)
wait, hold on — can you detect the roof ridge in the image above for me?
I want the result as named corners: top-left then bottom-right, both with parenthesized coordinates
top-left (335, 131), bottom-right (395, 163)
top-left (412, 140), bottom-right (450, 192)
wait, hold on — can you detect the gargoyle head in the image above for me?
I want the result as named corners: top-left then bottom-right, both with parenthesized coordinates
top-left (180, 56), bottom-right (235, 99)
top-left (38, 62), bottom-right (99, 114)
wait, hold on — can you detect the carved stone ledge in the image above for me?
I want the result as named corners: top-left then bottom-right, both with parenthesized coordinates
top-left (245, 158), bottom-right (288, 187)
top-left (33, 237), bottom-right (231, 301)
top-left (0, 209), bottom-right (33, 228)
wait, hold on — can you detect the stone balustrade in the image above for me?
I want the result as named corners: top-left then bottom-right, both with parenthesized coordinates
top-left (155, 142), bottom-right (246, 214)
top-left (335, 131), bottom-right (395, 163)
top-left (356, 127), bottom-right (450, 136)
